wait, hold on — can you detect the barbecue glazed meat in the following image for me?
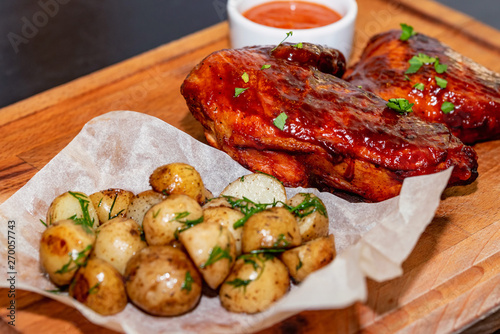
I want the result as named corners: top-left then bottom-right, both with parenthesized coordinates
top-left (181, 43), bottom-right (478, 202)
top-left (345, 29), bottom-right (500, 144)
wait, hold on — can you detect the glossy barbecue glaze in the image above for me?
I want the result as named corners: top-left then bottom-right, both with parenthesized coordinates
top-left (345, 30), bottom-right (500, 144)
top-left (181, 43), bottom-right (478, 202)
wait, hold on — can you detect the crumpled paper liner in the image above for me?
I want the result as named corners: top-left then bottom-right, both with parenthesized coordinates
top-left (0, 110), bottom-right (452, 333)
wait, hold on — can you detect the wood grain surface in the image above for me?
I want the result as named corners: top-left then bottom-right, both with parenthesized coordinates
top-left (1, 0), bottom-right (499, 333)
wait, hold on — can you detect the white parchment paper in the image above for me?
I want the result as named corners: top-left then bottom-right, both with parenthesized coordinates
top-left (0, 110), bottom-right (452, 333)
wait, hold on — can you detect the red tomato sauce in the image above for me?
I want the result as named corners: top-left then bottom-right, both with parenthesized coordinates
top-left (243, 1), bottom-right (342, 29)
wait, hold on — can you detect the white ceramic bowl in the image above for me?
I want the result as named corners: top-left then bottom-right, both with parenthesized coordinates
top-left (227, 0), bottom-right (358, 60)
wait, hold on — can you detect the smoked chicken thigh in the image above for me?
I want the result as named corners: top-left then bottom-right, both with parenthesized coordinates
top-left (181, 43), bottom-right (478, 202)
top-left (345, 29), bottom-right (500, 144)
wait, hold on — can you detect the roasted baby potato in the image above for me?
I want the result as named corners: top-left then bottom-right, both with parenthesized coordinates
top-left (287, 193), bottom-right (329, 242)
top-left (125, 246), bottom-right (202, 316)
top-left (142, 194), bottom-right (203, 246)
top-left (241, 207), bottom-right (301, 253)
top-left (220, 173), bottom-right (287, 205)
top-left (280, 235), bottom-right (336, 283)
top-left (46, 191), bottom-right (99, 229)
top-left (202, 206), bottom-right (244, 255)
top-left (220, 254), bottom-right (290, 313)
top-left (39, 219), bottom-right (96, 286)
top-left (126, 190), bottom-right (167, 226)
top-left (91, 217), bottom-right (147, 275)
top-left (69, 258), bottom-right (127, 315)
top-left (149, 162), bottom-right (208, 204)
top-left (89, 188), bottom-right (134, 225)
top-left (178, 221), bottom-right (236, 289)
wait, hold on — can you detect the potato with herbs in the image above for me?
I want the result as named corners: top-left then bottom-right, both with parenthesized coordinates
top-left (89, 188), bottom-right (134, 225)
top-left (46, 191), bottom-right (99, 229)
top-left (220, 253), bottom-right (290, 313)
top-left (179, 221), bottom-right (236, 289)
top-left (142, 194), bottom-right (203, 246)
top-left (149, 162), bottom-right (209, 204)
top-left (125, 246), bottom-right (202, 316)
top-left (69, 258), bottom-right (127, 315)
top-left (280, 235), bottom-right (336, 283)
top-left (220, 173), bottom-right (287, 205)
top-left (126, 190), bottom-right (167, 226)
top-left (39, 219), bottom-right (96, 286)
top-left (202, 206), bottom-right (244, 255)
top-left (91, 217), bottom-right (147, 275)
top-left (287, 193), bottom-right (329, 242)
top-left (242, 207), bottom-right (301, 253)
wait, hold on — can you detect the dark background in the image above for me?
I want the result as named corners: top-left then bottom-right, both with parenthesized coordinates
top-left (0, 0), bottom-right (499, 109)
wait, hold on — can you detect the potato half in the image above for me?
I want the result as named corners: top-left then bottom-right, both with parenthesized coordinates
top-left (220, 254), bottom-right (290, 313)
top-left (69, 258), bottom-right (127, 315)
top-left (179, 221), bottom-right (236, 289)
top-left (142, 194), bottom-right (203, 246)
top-left (202, 206), bottom-right (244, 255)
top-left (280, 235), bottom-right (336, 283)
top-left (126, 190), bottom-right (167, 227)
top-left (287, 193), bottom-right (329, 242)
top-left (125, 246), bottom-right (202, 316)
top-left (242, 207), bottom-right (301, 253)
top-left (39, 219), bottom-right (96, 286)
top-left (92, 217), bottom-right (147, 275)
top-left (46, 191), bottom-right (99, 229)
top-left (220, 173), bottom-right (287, 205)
top-left (89, 188), bottom-right (134, 225)
top-left (149, 162), bottom-right (208, 204)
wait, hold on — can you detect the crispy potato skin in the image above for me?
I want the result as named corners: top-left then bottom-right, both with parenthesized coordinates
top-left (69, 258), bottom-right (127, 315)
top-left (39, 220), bottom-right (96, 286)
top-left (126, 190), bottom-right (167, 226)
top-left (46, 191), bottom-right (99, 229)
top-left (220, 254), bottom-right (290, 313)
top-left (89, 188), bottom-right (134, 225)
top-left (179, 221), bottom-right (236, 289)
top-left (149, 163), bottom-right (208, 204)
top-left (125, 246), bottom-right (202, 316)
top-left (142, 194), bottom-right (203, 246)
top-left (280, 235), bottom-right (336, 283)
top-left (242, 207), bottom-right (301, 253)
top-left (92, 217), bottom-right (147, 275)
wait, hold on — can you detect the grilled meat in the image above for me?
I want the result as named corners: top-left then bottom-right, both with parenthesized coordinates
top-left (181, 43), bottom-right (478, 202)
top-left (345, 29), bottom-right (500, 144)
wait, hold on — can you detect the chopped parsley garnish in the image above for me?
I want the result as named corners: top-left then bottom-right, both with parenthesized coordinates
top-left (273, 112), bottom-right (288, 130)
top-left (273, 234), bottom-right (290, 248)
top-left (108, 193), bottom-right (125, 220)
top-left (271, 31), bottom-right (293, 52)
top-left (434, 59), bottom-right (448, 74)
top-left (225, 278), bottom-right (253, 291)
top-left (200, 245), bottom-right (233, 269)
top-left (172, 212), bottom-right (204, 239)
top-left (40, 219), bottom-right (47, 227)
top-left (234, 87), bottom-right (248, 97)
top-left (55, 245), bottom-right (92, 275)
top-left (241, 72), bottom-right (249, 83)
top-left (88, 282), bottom-right (101, 295)
top-left (413, 82), bottom-right (425, 91)
top-left (292, 42), bottom-right (303, 48)
top-left (441, 101), bottom-right (455, 114)
top-left (224, 196), bottom-right (278, 229)
top-left (387, 98), bottom-right (414, 113)
top-left (285, 193), bottom-right (328, 218)
top-left (261, 64), bottom-right (272, 70)
top-left (435, 76), bottom-right (448, 89)
top-left (400, 23), bottom-right (416, 41)
top-left (68, 191), bottom-right (95, 233)
top-left (405, 53), bottom-right (437, 74)
top-left (153, 208), bottom-right (161, 218)
top-left (296, 258), bottom-right (303, 271)
top-left (181, 271), bottom-right (194, 292)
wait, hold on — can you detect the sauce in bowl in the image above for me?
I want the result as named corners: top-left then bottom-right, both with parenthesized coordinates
top-left (243, 1), bottom-right (342, 29)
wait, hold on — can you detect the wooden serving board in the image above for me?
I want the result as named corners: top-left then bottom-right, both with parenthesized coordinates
top-left (1, 0), bottom-right (499, 333)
